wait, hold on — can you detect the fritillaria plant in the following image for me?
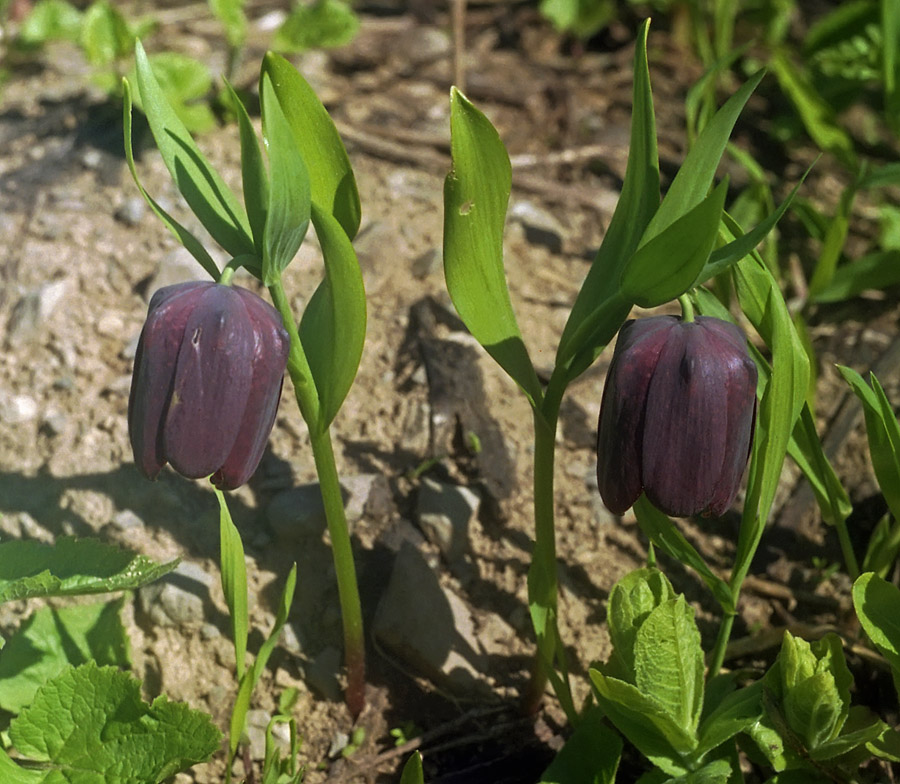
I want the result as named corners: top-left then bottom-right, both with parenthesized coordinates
top-left (123, 40), bottom-right (367, 775)
top-left (441, 19), bottom-right (849, 731)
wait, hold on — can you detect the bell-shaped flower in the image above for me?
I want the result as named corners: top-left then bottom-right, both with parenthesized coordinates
top-left (128, 281), bottom-right (290, 490)
top-left (597, 315), bottom-right (758, 518)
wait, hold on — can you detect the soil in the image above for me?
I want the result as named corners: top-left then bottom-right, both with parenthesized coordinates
top-left (1, 2), bottom-right (899, 783)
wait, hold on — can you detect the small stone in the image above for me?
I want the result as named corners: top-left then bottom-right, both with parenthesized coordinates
top-left (305, 646), bottom-right (343, 702)
top-left (0, 393), bottom-right (38, 424)
top-left (6, 280), bottom-right (68, 345)
top-left (280, 622), bottom-right (304, 655)
top-left (111, 509), bottom-right (143, 531)
top-left (138, 560), bottom-right (213, 627)
top-left (40, 409), bottom-right (67, 436)
top-left (411, 248), bottom-right (441, 279)
top-left (416, 478), bottom-right (479, 563)
top-left (121, 333), bottom-right (141, 360)
top-left (373, 541), bottom-right (490, 695)
top-left (81, 149), bottom-right (102, 169)
top-left (114, 196), bottom-right (146, 226)
top-left (246, 709), bottom-right (274, 760)
top-left (342, 474), bottom-right (393, 524)
top-left (144, 247), bottom-right (211, 302)
top-left (200, 622), bottom-right (221, 640)
top-left (328, 730), bottom-right (350, 759)
top-left (509, 200), bottom-right (565, 253)
top-left (266, 484), bottom-right (326, 543)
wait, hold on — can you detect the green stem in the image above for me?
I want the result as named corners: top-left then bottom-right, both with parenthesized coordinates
top-left (835, 518), bottom-right (859, 581)
top-left (707, 610), bottom-right (735, 679)
top-left (678, 293), bottom-right (695, 323)
top-left (522, 371), bottom-right (577, 722)
top-left (268, 277), bottom-right (365, 717)
top-left (310, 425), bottom-right (366, 718)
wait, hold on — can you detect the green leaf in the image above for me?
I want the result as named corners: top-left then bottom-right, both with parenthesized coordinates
top-left (862, 513), bottom-right (900, 577)
top-left (217, 490), bottom-right (248, 679)
top-left (299, 202), bottom-right (366, 430)
top-left (696, 681), bottom-right (764, 756)
top-left (607, 567), bottom-right (675, 682)
top-left (539, 706), bottom-right (622, 784)
top-left (667, 759), bottom-right (733, 784)
top-left (809, 708), bottom-right (885, 761)
top-left (123, 77), bottom-right (219, 278)
top-left (133, 52), bottom-right (216, 135)
top-left (9, 662), bottom-right (220, 783)
top-left (0, 747), bottom-right (43, 783)
top-left (633, 597), bottom-right (705, 735)
top-left (770, 49), bottom-right (855, 166)
top-left (18, 0), bottom-right (82, 46)
top-left (79, 0), bottom-right (133, 65)
top-left (261, 52), bottom-right (360, 238)
top-left (260, 71), bottom-right (311, 285)
top-left (0, 537), bottom-right (178, 603)
top-left (399, 751), bottom-right (425, 784)
top-left (273, 0), bottom-right (359, 52)
top-left (852, 572), bottom-right (900, 682)
top-left (557, 19), bottom-right (656, 373)
top-left (813, 250), bottom-right (900, 303)
top-left (539, 0), bottom-right (615, 38)
top-left (782, 672), bottom-right (842, 750)
top-left (209, 0), bottom-right (246, 49)
top-left (620, 178), bottom-right (728, 308)
top-left (644, 70), bottom-right (764, 243)
top-left (591, 669), bottom-right (695, 773)
top-left (443, 87), bottom-right (542, 407)
top-left (838, 367), bottom-right (900, 523)
top-left (0, 598), bottom-right (130, 714)
top-left (134, 39), bottom-right (253, 257)
top-left (633, 496), bottom-right (734, 612)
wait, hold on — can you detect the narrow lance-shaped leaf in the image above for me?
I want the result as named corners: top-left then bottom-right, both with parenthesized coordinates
top-left (300, 203), bottom-right (367, 431)
top-left (217, 490), bottom-right (248, 680)
top-left (261, 52), bottom-right (361, 238)
top-left (134, 39), bottom-right (254, 258)
top-left (260, 71), bottom-right (311, 285)
top-left (122, 78), bottom-right (219, 279)
top-left (557, 18), bottom-right (657, 373)
top-left (443, 87), bottom-right (543, 407)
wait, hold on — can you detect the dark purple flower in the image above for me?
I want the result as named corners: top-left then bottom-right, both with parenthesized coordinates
top-left (128, 281), bottom-right (290, 490)
top-left (596, 315), bottom-right (757, 518)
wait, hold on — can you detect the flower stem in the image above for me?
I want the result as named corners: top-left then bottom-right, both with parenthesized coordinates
top-left (678, 293), bottom-right (695, 323)
top-left (310, 424), bottom-right (366, 718)
top-left (268, 277), bottom-right (365, 717)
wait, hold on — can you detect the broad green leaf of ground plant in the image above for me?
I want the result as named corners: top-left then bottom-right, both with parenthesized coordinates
top-left (838, 367), bottom-right (900, 523)
top-left (261, 52), bottom-right (361, 239)
top-left (633, 497), bottom-right (733, 612)
top-left (557, 18), bottom-right (656, 376)
top-left (695, 681), bottom-right (764, 757)
top-left (0, 597), bottom-right (130, 714)
top-left (590, 670), bottom-right (694, 775)
top-left (853, 572), bottom-right (900, 689)
top-left (620, 179), bottom-right (728, 308)
top-left (123, 78), bottom-right (219, 278)
top-left (607, 567), bottom-right (675, 682)
top-left (273, 0), bottom-right (360, 53)
top-left (539, 706), bottom-right (622, 784)
top-left (443, 87), bottom-right (543, 407)
top-left (539, 0), bottom-right (615, 40)
top-left (0, 748), bottom-right (43, 783)
top-left (0, 537), bottom-right (177, 602)
top-left (18, 0), bottom-right (82, 46)
top-left (134, 40), bottom-right (254, 258)
top-left (8, 662), bottom-right (220, 783)
top-left (80, 0), bottom-right (132, 66)
top-left (209, 0), bottom-right (246, 50)
top-left (633, 597), bottom-right (705, 737)
top-left (399, 751), bottom-right (424, 784)
top-left (217, 490), bottom-right (248, 679)
top-left (299, 203), bottom-right (366, 430)
top-left (260, 71), bottom-right (311, 285)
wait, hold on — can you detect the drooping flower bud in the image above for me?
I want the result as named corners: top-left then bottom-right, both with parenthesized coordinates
top-left (596, 315), bottom-right (757, 518)
top-left (128, 281), bottom-right (290, 490)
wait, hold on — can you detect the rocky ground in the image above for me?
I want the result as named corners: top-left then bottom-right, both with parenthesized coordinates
top-left (1, 2), bottom-right (899, 782)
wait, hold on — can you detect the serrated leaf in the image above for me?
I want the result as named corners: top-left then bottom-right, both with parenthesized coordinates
top-left (539, 706), bottom-right (622, 784)
top-left (783, 672), bottom-right (842, 750)
top-left (0, 537), bottom-right (178, 603)
top-left (299, 202), bottom-right (366, 430)
top-left (0, 598), bottom-right (130, 714)
top-left (260, 71), bottom-right (311, 285)
top-left (557, 19), bottom-right (656, 374)
top-left (123, 77), bottom-right (219, 278)
top-left (633, 597), bottom-right (705, 735)
top-left (261, 52), bottom-right (360, 238)
top-left (443, 87), bottom-right (542, 407)
top-left (621, 178), bottom-right (728, 308)
top-left (667, 759), bottom-right (732, 784)
top-left (591, 669), bottom-right (695, 774)
top-left (9, 662), bottom-right (220, 783)
top-left (134, 39), bottom-right (253, 257)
